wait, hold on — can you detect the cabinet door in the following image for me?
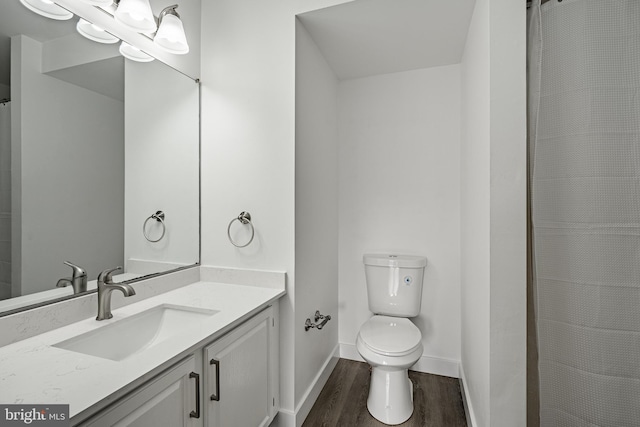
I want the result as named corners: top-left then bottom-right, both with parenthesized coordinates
top-left (205, 307), bottom-right (277, 427)
top-left (82, 356), bottom-right (202, 427)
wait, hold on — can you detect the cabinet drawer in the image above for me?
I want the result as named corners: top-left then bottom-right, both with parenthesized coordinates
top-left (81, 356), bottom-right (201, 427)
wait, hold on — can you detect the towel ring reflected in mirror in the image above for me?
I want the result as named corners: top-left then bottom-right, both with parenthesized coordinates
top-left (143, 211), bottom-right (166, 242)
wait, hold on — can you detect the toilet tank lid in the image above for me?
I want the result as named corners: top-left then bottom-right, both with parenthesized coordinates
top-left (363, 254), bottom-right (427, 268)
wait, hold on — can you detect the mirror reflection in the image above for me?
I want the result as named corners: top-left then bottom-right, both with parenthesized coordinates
top-left (0, 0), bottom-right (199, 314)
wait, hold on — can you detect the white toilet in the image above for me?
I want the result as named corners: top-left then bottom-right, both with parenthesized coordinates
top-left (356, 254), bottom-right (427, 425)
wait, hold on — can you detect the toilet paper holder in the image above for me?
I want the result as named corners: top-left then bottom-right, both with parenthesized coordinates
top-left (305, 310), bottom-right (331, 331)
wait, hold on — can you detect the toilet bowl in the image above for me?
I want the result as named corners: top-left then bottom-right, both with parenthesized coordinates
top-left (357, 254), bottom-right (427, 425)
top-left (357, 315), bottom-right (423, 425)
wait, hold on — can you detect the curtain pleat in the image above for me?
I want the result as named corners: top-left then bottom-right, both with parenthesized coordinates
top-left (529, 0), bottom-right (640, 425)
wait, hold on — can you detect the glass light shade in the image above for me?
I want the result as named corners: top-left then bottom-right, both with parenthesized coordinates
top-left (77, 19), bottom-right (120, 44)
top-left (154, 13), bottom-right (189, 54)
top-left (80, 0), bottom-right (113, 6)
top-left (119, 42), bottom-right (154, 62)
top-left (19, 0), bottom-right (73, 20)
top-left (114, 0), bottom-right (157, 34)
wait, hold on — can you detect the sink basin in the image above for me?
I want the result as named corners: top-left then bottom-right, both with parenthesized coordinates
top-left (53, 304), bottom-right (219, 361)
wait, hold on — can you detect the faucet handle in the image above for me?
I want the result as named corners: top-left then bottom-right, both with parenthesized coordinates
top-left (98, 266), bottom-right (123, 285)
top-left (63, 261), bottom-right (86, 278)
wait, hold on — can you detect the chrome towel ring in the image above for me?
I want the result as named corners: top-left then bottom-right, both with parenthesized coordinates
top-left (143, 211), bottom-right (166, 243)
top-left (227, 211), bottom-right (254, 248)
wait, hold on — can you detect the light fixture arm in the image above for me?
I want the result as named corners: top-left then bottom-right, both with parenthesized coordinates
top-left (158, 4), bottom-right (180, 26)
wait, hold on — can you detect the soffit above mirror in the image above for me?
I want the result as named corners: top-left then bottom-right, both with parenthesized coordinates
top-left (298, 0), bottom-right (477, 80)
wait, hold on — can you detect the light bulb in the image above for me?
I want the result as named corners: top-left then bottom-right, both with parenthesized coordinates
top-left (119, 41), bottom-right (154, 62)
top-left (114, 0), bottom-right (157, 34)
top-left (77, 19), bottom-right (120, 44)
top-left (154, 9), bottom-right (189, 55)
top-left (20, 0), bottom-right (73, 20)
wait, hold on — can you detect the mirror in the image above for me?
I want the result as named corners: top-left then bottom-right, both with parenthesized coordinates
top-left (0, 1), bottom-right (200, 315)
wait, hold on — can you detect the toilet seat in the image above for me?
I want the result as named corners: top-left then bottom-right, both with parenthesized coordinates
top-left (359, 315), bottom-right (422, 357)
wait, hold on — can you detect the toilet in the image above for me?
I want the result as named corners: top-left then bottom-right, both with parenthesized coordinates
top-left (356, 254), bottom-right (427, 425)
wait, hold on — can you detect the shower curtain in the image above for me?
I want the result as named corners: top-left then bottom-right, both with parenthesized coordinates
top-left (0, 102), bottom-right (10, 298)
top-left (528, 0), bottom-right (640, 425)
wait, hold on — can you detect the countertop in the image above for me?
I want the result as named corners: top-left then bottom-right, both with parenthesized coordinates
top-left (0, 281), bottom-right (285, 421)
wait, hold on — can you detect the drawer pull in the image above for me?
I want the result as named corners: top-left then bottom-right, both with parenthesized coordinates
top-left (189, 372), bottom-right (200, 418)
top-left (210, 359), bottom-right (220, 401)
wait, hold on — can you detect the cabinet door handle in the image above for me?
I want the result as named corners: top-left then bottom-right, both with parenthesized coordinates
top-left (189, 372), bottom-right (201, 419)
top-left (210, 359), bottom-right (220, 401)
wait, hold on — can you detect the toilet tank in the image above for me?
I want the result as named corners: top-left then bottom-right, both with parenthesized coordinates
top-left (363, 254), bottom-right (427, 317)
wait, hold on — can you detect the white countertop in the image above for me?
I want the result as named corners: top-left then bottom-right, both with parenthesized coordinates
top-left (0, 281), bottom-right (285, 421)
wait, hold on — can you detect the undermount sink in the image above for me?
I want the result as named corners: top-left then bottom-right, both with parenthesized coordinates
top-left (53, 304), bottom-right (219, 361)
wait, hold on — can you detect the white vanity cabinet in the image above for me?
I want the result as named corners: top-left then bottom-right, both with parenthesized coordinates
top-left (81, 356), bottom-right (203, 427)
top-left (204, 306), bottom-right (279, 427)
top-left (77, 305), bottom-right (279, 427)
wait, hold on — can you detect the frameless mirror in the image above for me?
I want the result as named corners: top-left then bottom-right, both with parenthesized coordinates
top-left (0, 0), bottom-right (199, 315)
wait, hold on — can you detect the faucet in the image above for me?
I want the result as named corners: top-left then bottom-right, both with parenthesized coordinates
top-left (96, 266), bottom-right (136, 321)
top-left (56, 261), bottom-right (87, 294)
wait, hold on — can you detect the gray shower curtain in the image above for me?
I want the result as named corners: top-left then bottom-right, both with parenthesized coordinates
top-left (528, 0), bottom-right (640, 425)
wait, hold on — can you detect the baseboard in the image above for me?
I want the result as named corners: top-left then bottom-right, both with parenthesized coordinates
top-left (271, 344), bottom-right (340, 427)
top-left (459, 365), bottom-right (478, 427)
top-left (339, 343), bottom-right (460, 378)
top-left (294, 344), bottom-right (340, 426)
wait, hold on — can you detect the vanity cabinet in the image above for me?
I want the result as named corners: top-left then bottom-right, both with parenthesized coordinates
top-left (204, 306), bottom-right (279, 427)
top-left (81, 356), bottom-right (202, 427)
top-left (78, 305), bottom-right (278, 427)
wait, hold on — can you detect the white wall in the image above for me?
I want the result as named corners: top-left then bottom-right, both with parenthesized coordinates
top-left (0, 102), bottom-right (10, 300)
top-left (460, 1), bottom-right (491, 424)
top-left (201, 1), bottom-right (525, 426)
top-left (11, 35), bottom-right (124, 296)
top-left (294, 18), bottom-right (340, 412)
top-left (460, 0), bottom-right (527, 425)
top-left (199, 0), bottom-right (351, 424)
top-left (337, 66), bottom-right (461, 377)
top-left (123, 60), bottom-right (199, 273)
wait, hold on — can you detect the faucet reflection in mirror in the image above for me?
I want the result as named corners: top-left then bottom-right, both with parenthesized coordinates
top-left (56, 261), bottom-right (87, 294)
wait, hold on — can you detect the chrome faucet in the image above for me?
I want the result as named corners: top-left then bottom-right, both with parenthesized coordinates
top-left (56, 261), bottom-right (87, 294)
top-left (96, 266), bottom-right (136, 321)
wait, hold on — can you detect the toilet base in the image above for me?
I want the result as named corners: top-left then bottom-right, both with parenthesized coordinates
top-left (367, 366), bottom-right (414, 425)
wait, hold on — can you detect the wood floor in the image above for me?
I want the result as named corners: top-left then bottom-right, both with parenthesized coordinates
top-left (303, 359), bottom-right (467, 427)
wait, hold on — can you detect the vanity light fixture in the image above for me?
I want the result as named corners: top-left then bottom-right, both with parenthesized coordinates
top-left (154, 5), bottom-right (189, 54)
top-left (119, 41), bottom-right (154, 62)
top-left (114, 0), bottom-right (157, 34)
top-left (19, 0), bottom-right (73, 20)
top-left (77, 19), bottom-right (120, 44)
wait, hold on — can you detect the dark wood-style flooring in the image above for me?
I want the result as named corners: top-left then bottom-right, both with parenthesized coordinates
top-left (303, 359), bottom-right (467, 427)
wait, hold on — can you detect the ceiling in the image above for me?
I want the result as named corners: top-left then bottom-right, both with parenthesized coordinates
top-left (1, 0), bottom-right (78, 86)
top-left (297, 0), bottom-right (477, 80)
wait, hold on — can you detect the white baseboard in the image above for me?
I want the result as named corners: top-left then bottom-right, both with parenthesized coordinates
top-left (339, 343), bottom-right (460, 378)
top-left (271, 344), bottom-right (340, 427)
top-left (271, 409), bottom-right (294, 427)
top-left (459, 364), bottom-right (477, 427)
top-left (294, 344), bottom-right (340, 427)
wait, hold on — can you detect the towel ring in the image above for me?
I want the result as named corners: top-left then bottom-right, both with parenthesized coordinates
top-left (143, 211), bottom-right (166, 243)
top-left (227, 211), bottom-right (254, 248)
